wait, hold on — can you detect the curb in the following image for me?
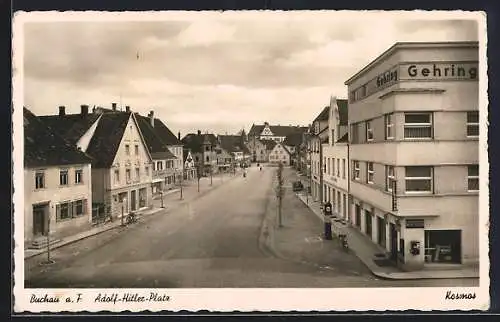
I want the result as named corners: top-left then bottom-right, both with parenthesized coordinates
top-left (294, 192), bottom-right (479, 280)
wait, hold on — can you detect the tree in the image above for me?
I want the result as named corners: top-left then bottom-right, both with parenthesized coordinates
top-left (275, 162), bottom-right (285, 227)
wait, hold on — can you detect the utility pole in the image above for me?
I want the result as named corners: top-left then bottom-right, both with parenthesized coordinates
top-left (210, 165), bottom-right (213, 186)
top-left (275, 162), bottom-right (285, 228)
top-left (46, 215), bottom-right (51, 263)
top-left (180, 169), bottom-right (184, 200)
top-left (197, 165), bottom-right (201, 192)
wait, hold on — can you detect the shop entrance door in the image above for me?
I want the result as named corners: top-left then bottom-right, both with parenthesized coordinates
top-left (130, 190), bottom-right (136, 211)
top-left (355, 204), bottom-right (361, 228)
top-left (33, 204), bottom-right (49, 237)
top-left (377, 216), bottom-right (386, 247)
top-left (390, 223), bottom-right (398, 260)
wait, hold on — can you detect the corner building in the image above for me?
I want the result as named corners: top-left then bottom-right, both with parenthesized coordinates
top-left (345, 42), bottom-right (479, 271)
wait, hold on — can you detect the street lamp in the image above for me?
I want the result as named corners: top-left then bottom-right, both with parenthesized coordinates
top-left (180, 168), bottom-right (184, 200)
top-left (160, 191), bottom-right (164, 208)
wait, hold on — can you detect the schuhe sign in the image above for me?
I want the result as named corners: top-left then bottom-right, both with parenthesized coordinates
top-left (400, 62), bottom-right (478, 80)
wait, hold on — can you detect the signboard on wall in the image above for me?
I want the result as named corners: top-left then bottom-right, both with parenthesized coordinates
top-left (406, 219), bottom-right (425, 229)
top-left (399, 62), bottom-right (478, 81)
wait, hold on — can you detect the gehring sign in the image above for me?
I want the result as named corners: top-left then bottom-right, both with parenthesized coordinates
top-left (399, 62), bottom-right (479, 81)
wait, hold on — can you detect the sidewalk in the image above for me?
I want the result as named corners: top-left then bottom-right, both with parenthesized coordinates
top-left (294, 192), bottom-right (479, 280)
top-left (25, 170), bottom-right (242, 260)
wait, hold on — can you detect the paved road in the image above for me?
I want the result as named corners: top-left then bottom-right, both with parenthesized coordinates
top-left (25, 166), bottom-right (478, 288)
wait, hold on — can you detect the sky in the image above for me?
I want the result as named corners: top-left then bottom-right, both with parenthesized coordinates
top-left (21, 11), bottom-right (479, 137)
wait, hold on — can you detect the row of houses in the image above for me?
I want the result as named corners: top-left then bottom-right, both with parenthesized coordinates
top-left (246, 122), bottom-right (309, 166)
top-left (304, 41), bottom-right (480, 271)
top-left (23, 104), bottom-right (252, 249)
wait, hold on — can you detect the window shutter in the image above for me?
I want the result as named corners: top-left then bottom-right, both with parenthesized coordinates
top-left (56, 204), bottom-right (61, 221)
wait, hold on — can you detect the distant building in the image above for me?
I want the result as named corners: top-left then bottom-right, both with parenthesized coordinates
top-left (268, 142), bottom-right (291, 166)
top-left (24, 107), bottom-right (94, 249)
top-left (309, 106), bottom-right (330, 203)
top-left (248, 122), bottom-right (308, 143)
top-left (246, 136), bottom-right (268, 163)
top-left (183, 149), bottom-right (196, 180)
top-left (218, 134), bottom-right (251, 170)
top-left (181, 131), bottom-right (219, 177)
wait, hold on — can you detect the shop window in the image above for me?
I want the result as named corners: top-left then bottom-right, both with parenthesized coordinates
top-left (405, 166), bottom-right (433, 193)
top-left (59, 169), bottom-right (69, 186)
top-left (386, 165), bottom-right (395, 192)
top-left (467, 164), bottom-right (479, 191)
top-left (404, 113), bottom-right (433, 139)
top-left (56, 200), bottom-right (86, 221)
top-left (385, 114), bottom-right (394, 139)
top-left (35, 171), bottom-right (45, 189)
top-left (367, 162), bottom-right (374, 184)
top-left (366, 120), bottom-right (374, 141)
top-left (424, 230), bottom-right (462, 264)
top-left (466, 111), bottom-right (479, 137)
top-left (352, 160), bottom-right (360, 180)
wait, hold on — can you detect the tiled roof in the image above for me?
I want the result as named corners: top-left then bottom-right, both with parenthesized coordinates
top-left (24, 107), bottom-right (93, 168)
top-left (153, 118), bottom-right (182, 145)
top-left (337, 132), bottom-right (349, 143)
top-left (85, 112), bottom-right (131, 168)
top-left (218, 135), bottom-right (249, 154)
top-left (134, 114), bottom-right (177, 160)
top-left (314, 106), bottom-right (330, 122)
top-left (181, 133), bottom-right (218, 153)
top-left (260, 139), bottom-right (277, 150)
top-left (283, 132), bottom-right (303, 147)
top-left (248, 123), bottom-right (308, 137)
top-left (38, 113), bottom-right (100, 146)
top-left (337, 99), bottom-right (349, 126)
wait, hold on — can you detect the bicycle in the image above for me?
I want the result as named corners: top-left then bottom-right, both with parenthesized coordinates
top-left (338, 233), bottom-right (349, 251)
top-left (125, 212), bottom-right (138, 225)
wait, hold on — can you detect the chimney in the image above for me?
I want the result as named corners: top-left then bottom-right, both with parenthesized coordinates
top-left (125, 106), bottom-right (130, 113)
top-left (58, 106), bottom-right (65, 116)
top-left (178, 131), bottom-right (181, 140)
top-left (149, 110), bottom-right (154, 127)
top-left (112, 102), bottom-right (117, 111)
top-left (80, 104), bottom-right (89, 116)
top-left (197, 130), bottom-right (201, 136)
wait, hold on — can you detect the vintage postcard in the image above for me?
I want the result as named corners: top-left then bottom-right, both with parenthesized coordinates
top-left (12, 10), bottom-right (489, 312)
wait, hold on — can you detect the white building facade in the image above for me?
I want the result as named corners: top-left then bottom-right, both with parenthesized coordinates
top-left (345, 42), bottom-right (479, 271)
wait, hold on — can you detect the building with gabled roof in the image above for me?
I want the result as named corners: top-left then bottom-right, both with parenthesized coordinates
top-left (38, 103), bottom-right (155, 222)
top-left (248, 122), bottom-right (308, 143)
top-left (181, 130), bottom-right (219, 176)
top-left (268, 142), bottom-right (291, 166)
top-left (24, 107), bottom-right (94, 249)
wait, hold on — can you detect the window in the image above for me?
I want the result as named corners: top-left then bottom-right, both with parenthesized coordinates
top-left (327, 158), bottom-right (331, 175)
top-left (366, 121), bottom-right (374, 141)
top-left (114, 169), bottom-right (120, 183)
top-left (351, 123), bottom-right (359, 144)
top-left (74, 199), bottom-right (85, 216)
top-left (332, 158), bottom-right (335, 176)
top-left (157, 161), bottom-right (163, 170)
top-left (467, 165), bottom-right (479, 191)
top-left (206, 156), bottom-right (209, 162)
top-left (331, 129), bottom-right (335, 145)
top-left (367, 162), bottom-right (374, 184)
top-left (323, 157), bottom-right (327, 173)
top-left (125, 144), bottom-right (130, 155)
top-left (35, 171), bottom-right (45, 189)
top-left (57, 202), bottom-right (71, 221)
top-left (145, 166), bottom-right (149, 176)
top-left (353, 161), bottom-right (360, 180)
top-left (126, 169), bottom-right (131, 183)
top-left (135, 145), bottom-right (139, 155)
top-left (386, 165), bottom-right (395, 192)
top-left (135, 167), bottom-right (140, 180)
top-left (342, 159), bottom-right (346, 179)
top-left (75, 169), bottom-right (83, 184)
top-left (385, 114), bottom-right (394, 139)
top-left (59, 169), bottom-right (68, 186)
top-left (404, 113), bottom-right (432, 139)
top-left (337, 159), bottom-right (340, 177)
top-left (467, 111), bottom-right (479, 137)
top-left (405, 166), bottom-right (433, 193)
